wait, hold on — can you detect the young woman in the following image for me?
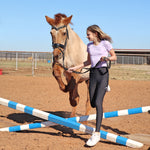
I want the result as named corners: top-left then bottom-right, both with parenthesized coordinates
top-left (68, 25), bottom-right (117, 147)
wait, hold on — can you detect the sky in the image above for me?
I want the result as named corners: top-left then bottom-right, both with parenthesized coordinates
top-left (0, 0), bottom-right (150, 52)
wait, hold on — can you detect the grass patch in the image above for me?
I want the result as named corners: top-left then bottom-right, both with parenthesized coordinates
top-left (0, 60), bottom-right (52, 68)
top-left (0, 60), bottom-right (150, 80)
top-left (110, 64), bottom-right (150, 80)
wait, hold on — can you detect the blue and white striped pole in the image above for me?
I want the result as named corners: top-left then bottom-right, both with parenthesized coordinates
top-left (71, 105), bottom-right (150, 122)
top-left (0, 120), bottom-right (56, 132)
top-left (0, 98), bottom-right (143, 148)
top-left (103, 106), bottom-right (150, 118)
top-left (0, 106), bottom-right (149, 132)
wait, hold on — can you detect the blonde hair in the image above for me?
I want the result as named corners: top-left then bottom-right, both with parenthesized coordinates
top-left (87, 25), bottom-right (112, 43)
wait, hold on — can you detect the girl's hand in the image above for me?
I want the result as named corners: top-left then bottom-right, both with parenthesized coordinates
top-left (67, 64), bottom-right (84, 73)
top-left (67, 66), bottom-right (78, 73)
top-left (100, 56), bottom-right (109, 62)
top-left (67, 67), bottom-right (74, 73)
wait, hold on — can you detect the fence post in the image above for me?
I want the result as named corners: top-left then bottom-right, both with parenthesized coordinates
top-left (34, 53), bottom-right (37, 69)
top-left (15, 52), bottom-right (18, 70)
top-left (32, 53), bottom-right (34, 76)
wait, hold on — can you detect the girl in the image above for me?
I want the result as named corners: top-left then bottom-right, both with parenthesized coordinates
top-left (68, 25), bottom-right (117, 147)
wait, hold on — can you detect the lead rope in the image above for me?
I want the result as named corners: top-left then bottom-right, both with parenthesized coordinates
top-left (61, 57), bottom-right (111, 74)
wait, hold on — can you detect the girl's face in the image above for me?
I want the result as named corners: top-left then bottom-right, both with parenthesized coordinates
top-left (86, 30), bottom-right (97, 42)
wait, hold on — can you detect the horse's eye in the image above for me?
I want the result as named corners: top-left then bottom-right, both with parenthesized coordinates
top-left (63, 32), bottom-right (66, 36)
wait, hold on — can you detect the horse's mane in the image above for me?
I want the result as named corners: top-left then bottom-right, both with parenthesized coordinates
top-left (54, 13), bottom-right (67, 25)
top-left (54, 13), bottom-right (73, 25)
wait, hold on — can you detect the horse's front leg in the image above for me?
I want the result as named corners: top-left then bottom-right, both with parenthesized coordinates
top-left (69, 83), bottom-right (79, 117)
top-left (52, 63), bottom-right (68, 92)
top-left (65, 72), bottom-right (80, 117)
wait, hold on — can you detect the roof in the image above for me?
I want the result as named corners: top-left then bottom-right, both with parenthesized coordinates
top-left (114, 49), bottom-right (150, 55)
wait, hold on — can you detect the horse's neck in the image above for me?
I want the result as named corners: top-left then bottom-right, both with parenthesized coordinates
top-left (68, 26), bottom-right (86, 49)
top-left (65, 26), bottom-right (87, 66)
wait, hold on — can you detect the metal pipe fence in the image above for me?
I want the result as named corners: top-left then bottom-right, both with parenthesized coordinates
top-left (0, 51), bottom-right (52, 62)
top-left (0, 50), bottom-right (150, 77)
top-left (0, 51), bottom-right (53, 76)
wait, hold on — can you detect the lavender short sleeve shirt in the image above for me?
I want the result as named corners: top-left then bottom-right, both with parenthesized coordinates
top-left (87, 40), bottom-right (113, 68)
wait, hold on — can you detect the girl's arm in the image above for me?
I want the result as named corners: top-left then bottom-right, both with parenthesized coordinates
top-left (67, 53), bottom-right (91, 72)
top-left (101, 49), bottom-right (117, 61)
top-left (109, 49), bottom-right (117, 61)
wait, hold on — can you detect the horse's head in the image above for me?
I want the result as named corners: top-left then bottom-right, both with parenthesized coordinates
top-left (45, 13), bottom-right (72, 61)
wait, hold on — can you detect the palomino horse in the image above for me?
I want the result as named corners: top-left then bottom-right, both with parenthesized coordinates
top-left (45, 13), bottom-right (91, 117)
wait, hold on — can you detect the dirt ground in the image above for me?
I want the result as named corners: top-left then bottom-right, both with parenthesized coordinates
top-left (0, 75), bottom-right (150, 150)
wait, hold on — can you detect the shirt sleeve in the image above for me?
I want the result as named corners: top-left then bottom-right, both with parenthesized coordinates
top-left (103, 40), bottom-right (113, 52)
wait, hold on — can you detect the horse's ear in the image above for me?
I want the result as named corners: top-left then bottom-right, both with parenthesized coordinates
top-left (45, 16), bottom-right (55, 26)
top-left (63, 15), bottom-right (73, 25)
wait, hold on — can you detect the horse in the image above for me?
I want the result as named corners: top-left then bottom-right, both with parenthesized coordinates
top-left (45, 13), bottom-right (91, 117)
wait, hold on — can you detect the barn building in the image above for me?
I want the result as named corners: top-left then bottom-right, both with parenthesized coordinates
top-left (114, 49), bottom-right (150, 65)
